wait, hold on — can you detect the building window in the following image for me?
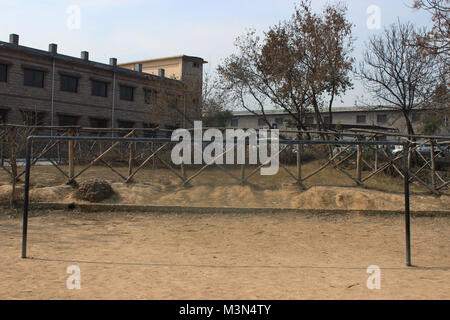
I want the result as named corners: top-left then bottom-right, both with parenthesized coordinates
top-left (60, 75), bottom-right (78, 93)
top-left (21, 110), bottom-right (45, 126)
top-left (90, 117), bottom-right (108, 128)
top-left (24, 68), bottom-right (44, 88)
top-left (193, 62), bottom-right (200, 68)
top-left (168, 96), bottom-right (178, 109)
top-left (117, 120), bottom-right (134, 128)
top-left (0, 64), bottom-right (7, 82)
top-left (144, 89), bottom-right (156, 105)
top-left (412, 112), bottom-right (421, 122)
top-left (356, 115), bottom-right (366, 123)
top-left (144, 90), bottom-right (150, 104)
top-left (258, 118), bottom-right (267, 126)
top-left (120, 85), bottom-right (134, 101)
top-left (143, 122), bottom-right (157, 137)
top-left (58, 115), bottom-right (79, 126)
top-left (165, 125), bottom-right (177, 138)
top-left (323, 116), bottom-right (330, 124)
top-left (377, 114), bottom-right (387, 123)
top-left (305, 116), bottom-right (314, 124)
top-left (275, 117), bottom-right (284, 125)
top-left (144, 89), bottom-right (158, 105)
top-left (0, 109), bottom-right (8, 123)
top-left (230, 118), bottom-right (239, 127)
top-left (92, 80), bottom-right (108, 97)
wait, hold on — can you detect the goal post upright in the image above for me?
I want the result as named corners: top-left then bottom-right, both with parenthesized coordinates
top-left (21, 136), bottom-right (32, 259)
top-left (403, 142), bottom-right (412, 267)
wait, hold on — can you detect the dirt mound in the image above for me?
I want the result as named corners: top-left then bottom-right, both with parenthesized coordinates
top-left (156, 185), bottom-right (258, 207)
top-left (1, 181), bottom-right (449, 212)
top-left (289, 186), bottom-right (449, 212)
top-left (289, 186), bottom-right (395, 211)
top-left (83, 183), bottom-right (450, 212)
top-left (77, 179), bottom-right (113, 203)
top-left (0, 184), bottom-right (73, 203)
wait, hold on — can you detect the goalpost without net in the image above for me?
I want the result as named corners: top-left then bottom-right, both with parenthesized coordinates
top-left (19, 135), bottom-right (413, 267)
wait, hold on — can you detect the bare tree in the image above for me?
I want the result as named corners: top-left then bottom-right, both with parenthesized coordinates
top-left (412, 0), bottom-right (449, 57)
top-left (4, 126), bottom-right (35, 208)
top-left (217, 0), bottom-right (354, 136)
top-left (411, 0), bottom-right (450, 131)
top-left (421, 81), bottom-right (450, 133)
top-left (218, 35), bottom-right (278, 130)
top-left (201, 71), bottom-right (228, 114)
top-left (358, 21), bottom-right (440, 136)
top-left (201, 70), bottom-right (232, 127)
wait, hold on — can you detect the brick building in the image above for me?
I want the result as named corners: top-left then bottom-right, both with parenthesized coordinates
top-left (0, 34), bottom-right (206, 134)
top-left (119, 55), bottom-right (205, 115)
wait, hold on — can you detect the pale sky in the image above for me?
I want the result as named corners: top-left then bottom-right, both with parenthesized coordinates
top-left (0, 0), bottom-right (433, 107)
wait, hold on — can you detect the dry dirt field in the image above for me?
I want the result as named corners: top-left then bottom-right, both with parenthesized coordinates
top-left (1, 209), bottom-right (449, 300)
top-left (1, 162), bottom-right (449, 299)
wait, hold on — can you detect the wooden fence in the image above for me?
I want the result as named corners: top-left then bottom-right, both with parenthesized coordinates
top-left (0, 124), bottom-right (448, 194)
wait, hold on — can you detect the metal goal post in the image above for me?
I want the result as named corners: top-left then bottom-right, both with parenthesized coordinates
top-left (20, 135), bottom-right (412, 266)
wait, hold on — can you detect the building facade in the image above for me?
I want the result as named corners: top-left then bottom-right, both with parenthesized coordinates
top-left (119, 55), bottom-right (206, 127)
top-left (0, 34), bottom-right (206, 134)
top-left (227, 107), bottom-right (449, 136)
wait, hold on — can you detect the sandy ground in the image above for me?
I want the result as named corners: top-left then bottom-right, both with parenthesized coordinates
top-left (1, 210), bottom-right (449, 300)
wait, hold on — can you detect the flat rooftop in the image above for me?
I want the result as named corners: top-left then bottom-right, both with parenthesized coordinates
top-left (119, 55), bottom-right (208, 66)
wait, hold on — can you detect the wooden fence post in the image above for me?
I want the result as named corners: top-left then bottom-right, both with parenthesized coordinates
top-left (374, 147), bottom-right (378, 171)
top-left (240, 143), bottom-right (245, 184)
top-left (1, 135), bottom-right (3, 166)
top-left (151, 142), bottom-right (155, 169)
top-left (68, 129), bottom-right (75, 180)
top-left (356, 140), bottom-right (362, 183)
top-left (181, 162), bottom-right (186, 180)
top-left (296, 144), bottom-right (302, 184)
top-left (408, 146), bottom-right (412, 170)
top-left (180, 142), bottom-right (186, 180)
top-left (128, 142), bottom-right (134, 178)
top-left (430, 140), bottom-right (436, 190)
top-left (9, 127), bottom-right (18, 208)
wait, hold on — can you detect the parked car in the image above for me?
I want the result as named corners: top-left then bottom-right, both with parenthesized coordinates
top-left (417, 144), bottom-right (439, 153)
top-left (332, 141), bottom-right (357, 154)
top-left (392, 144), bottom-right (404, 155)
top-left (415, 139), bottom-right (446, 157)
top-left (435, 138), bottom-right (450, 157)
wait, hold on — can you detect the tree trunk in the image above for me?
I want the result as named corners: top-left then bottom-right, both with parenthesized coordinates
top-left (328, 86), bottom-right (336, 130)
top-left (403, 111), bottom-right (416, 136)
top-left (8, 129), bottom-right (17, 208)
